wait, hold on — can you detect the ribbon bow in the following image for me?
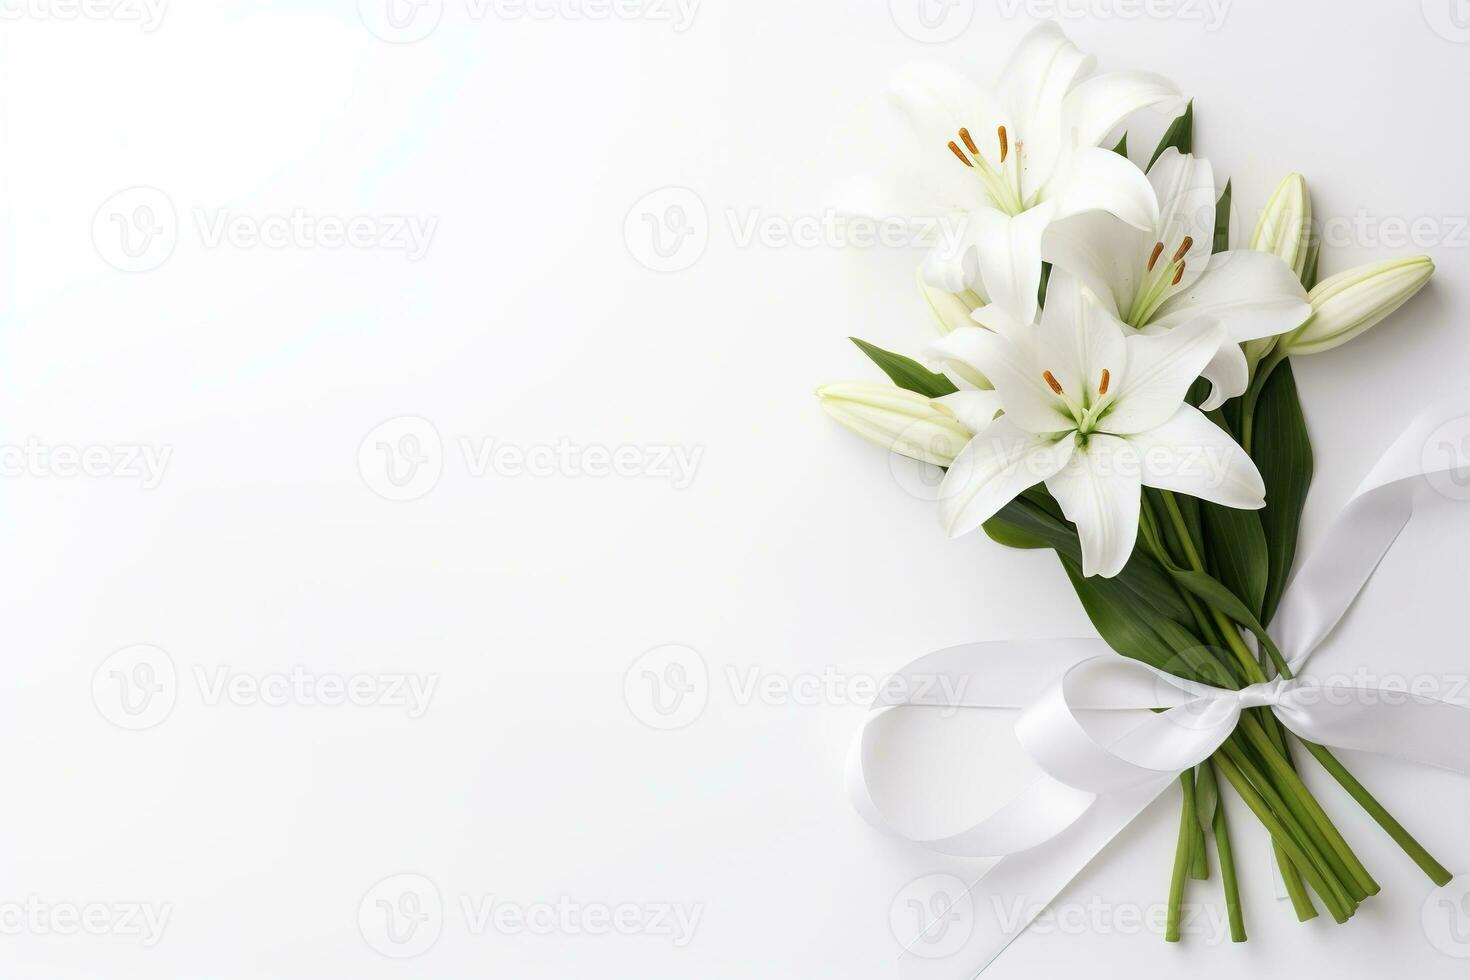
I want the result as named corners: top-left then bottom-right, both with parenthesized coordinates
top-left (849, 391), bottom-right (1470, 978)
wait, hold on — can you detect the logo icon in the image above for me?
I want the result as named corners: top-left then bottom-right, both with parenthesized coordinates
top-left (92, 644), bottom-right (178, 730)
top-left (889, 0), bottom-right (974, 43)
top-left (1423, 0), bottom-right (1470, 42)
top-left (359, 0), bottom-right (444, 42)
top-left (623, 644), bottom-right (709, 730)
top-left (359, 873), bottom-right (443, 958)
top-left (889, 873), bottom-right (975, 960)
top-left (1423, 874), bottom-right (1470, 957)
top-left (1421, 415), bottom-right (1470, 501)
top-left (623, 187), bottom-right (709, 272)
top-left (93, 187), bottom-right (178, 273)
top-left (358, 416), bottom-right (444, 502)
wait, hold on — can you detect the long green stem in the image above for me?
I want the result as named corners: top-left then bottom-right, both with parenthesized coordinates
top-left (1166, 772), bottom-right (1194, 942)
top-left (1224, 739), bottom-right (1357, 919)
top-left (1299, 741), bottom-right (1453, 886)
top-left (1201, 763), bottom-right (1247, 941)
top-left (1213, 751), bottom-right (1351, 925)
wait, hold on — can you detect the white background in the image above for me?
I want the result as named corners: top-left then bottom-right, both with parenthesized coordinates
top-left (1, 0), bottom-right (1469, 976)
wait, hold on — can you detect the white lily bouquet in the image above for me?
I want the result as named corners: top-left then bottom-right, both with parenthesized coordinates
top-left (819, 22), bottom-right (1456, 976)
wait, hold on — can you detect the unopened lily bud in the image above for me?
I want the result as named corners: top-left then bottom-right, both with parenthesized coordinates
top-left (1250, 173), bottom-right (1312, 279)
top-left (918, 265), bottom-right (986, 334)
top-left (1280, 256), bottom-right (1434, 356)
top-left (817, 383), bottom-right (971, 466)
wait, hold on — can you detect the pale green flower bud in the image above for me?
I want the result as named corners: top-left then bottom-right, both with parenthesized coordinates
top-left (1280, 256), bottom-right (1434, 356)
top-left (816, 383), bottom-right (971, 466)
top-left (1250, 173), bottom-right (1312, 279)
top-left (917, 265), bottom-right (986, 334)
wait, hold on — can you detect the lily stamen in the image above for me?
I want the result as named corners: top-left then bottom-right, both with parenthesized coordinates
top-left (959, 127), bottom-right (979, 157)
top-left (1098, 369), bottom-right (1110, 396)
top-left (1043, 370), bottom-right (1064, 395)
top-left (1147, 242), bottom-right (1164, 272)
top-left (1171, 237), bottom-right (1193, 263)
top-left (948, 141), bottom-right (973, 168)
top-left (997, 126), bottom-right (1009, 164)
top-left (1172, 262), bottom-right (1186, 286)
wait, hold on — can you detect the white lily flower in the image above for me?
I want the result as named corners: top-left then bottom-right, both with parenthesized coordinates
top-left (817, 382), bottom-right (985, 467)
top-left (1041, 149), bottom-right (1313, 409)
top-left (1279, 256), bottom-right (1434, 356)
top-left (841, 22), bottom-right (1182, 326)
top-left (930, 273), bottom-right (1265, 577)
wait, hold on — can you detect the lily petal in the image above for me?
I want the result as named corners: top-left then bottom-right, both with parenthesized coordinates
top-left (1041, 209), bottom-right (1151, 319)
top-left (1151, 250), bottom-right (1312, 342)
top-left (1048, 146), bottom-right (1159, 232)
top-left (1061, 70), bottom-right (1184, 151)
top-left (971, 204), bottom-right (1053, 328)
top-left (1101, 317), bottom-right (1224, 435)
top-left (1198, 341), bottom-right (1249, 411)
top-left (1001, 22), bottom-right (1093, 189)
top-left (938, 419), bottom-right (1076, 537)
top-left (1044, 435), bottom-right (1142, 578)
top-left (934, 390), bottom-right (1004, 433)
top-left (1129, 405), bottom-right (1265, 509)
top-left (925, 325), bottom-right (995, 390)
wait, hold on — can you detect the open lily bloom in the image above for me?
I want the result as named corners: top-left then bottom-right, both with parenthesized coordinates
top-left (932, 273), bottom-right (1266, 577)
top-left (1042, 149), bottom-right (1312, 408)
top-left (840, 22), bottom-right (1182, 326)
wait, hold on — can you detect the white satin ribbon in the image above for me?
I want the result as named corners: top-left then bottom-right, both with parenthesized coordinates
top-left (850, 389), bottom-right (1470, 979)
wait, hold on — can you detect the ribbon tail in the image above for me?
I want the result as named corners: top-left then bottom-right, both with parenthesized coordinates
top-left (1276, 686), bottom-right (1470, 775)
top-left (899, 775), bottom-right (1177, 980)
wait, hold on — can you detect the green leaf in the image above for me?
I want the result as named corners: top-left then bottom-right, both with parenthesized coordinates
top-left (1201, 502), bottom-right (1268, 619)
top-left (1251, 362), bottom-right (1313, 624)
top-left (982, 516), bottom-right (1049, 550)
top-left (1112, 132), bottom-right (1129, 157)
top-left (1061, 558), bottom-right (1217, 683)
top-left (1147, 100), bottom-right (1193, 171)
top-left (849, 337), bottom-right (957, 398)
top-left (1212, 179), bottom-right (1232, 254)
top-left (985, 493), bottom-right (1197, 627)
